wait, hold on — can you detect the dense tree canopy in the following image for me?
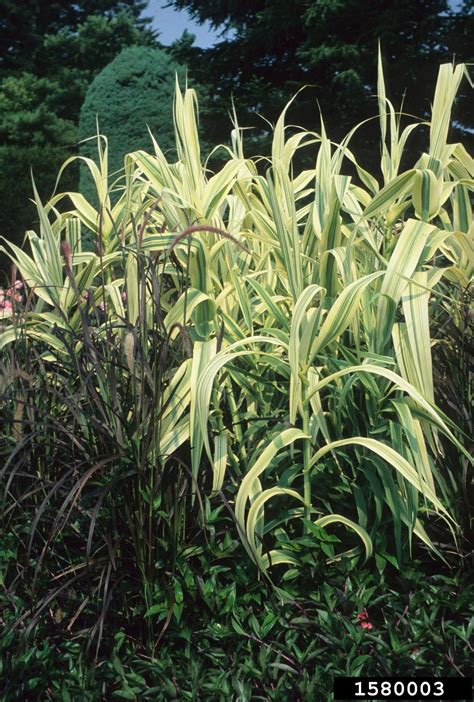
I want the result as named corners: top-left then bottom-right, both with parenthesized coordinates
top-left (169, 0), bottom-right (474, 160)
top-left (0, 0), bottom-right (155, 272)
top-left (0, 0), bottom-right (152, 76)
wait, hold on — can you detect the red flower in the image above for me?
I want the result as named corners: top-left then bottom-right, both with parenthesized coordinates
top-left (356, 609), bottom-right (373, 630)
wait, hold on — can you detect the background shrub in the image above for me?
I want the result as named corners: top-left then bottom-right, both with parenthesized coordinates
top-left (79, 46), bottom-right (183, 204)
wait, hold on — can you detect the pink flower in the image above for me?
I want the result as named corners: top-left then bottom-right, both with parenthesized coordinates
top-left (0, 299), bottom-right (13, 317)
top-left (356, 609), bottom-right (373, 630)
top-left (121, 291), bottom-right (127, 301)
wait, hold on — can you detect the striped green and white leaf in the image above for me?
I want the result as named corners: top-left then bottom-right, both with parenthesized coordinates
top-left (375, 219), bottom-right (437, 352)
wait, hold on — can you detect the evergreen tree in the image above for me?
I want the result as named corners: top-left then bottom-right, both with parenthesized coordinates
top-left (0, 0), bottom-right (156, 272)
top-left (79, 46), bottom-right (182, 202)
top-left (168, 0), bottom-right (473, 159)
top-left (0, 0), bottom-right (153, 77)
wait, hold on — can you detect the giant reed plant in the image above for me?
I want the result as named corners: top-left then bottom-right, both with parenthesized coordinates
top-left (1, 58), bottom-right (473, 645)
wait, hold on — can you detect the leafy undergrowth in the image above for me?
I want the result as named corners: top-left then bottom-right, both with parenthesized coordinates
top-left (1, 530), bottom-right (472, 701)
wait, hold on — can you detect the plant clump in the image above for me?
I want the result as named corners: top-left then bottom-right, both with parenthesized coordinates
top-left (0, 54), bottom-right (472, 696)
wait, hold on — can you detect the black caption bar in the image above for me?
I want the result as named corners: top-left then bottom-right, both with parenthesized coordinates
top-left (334, 677), bottom-right (473, 701)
